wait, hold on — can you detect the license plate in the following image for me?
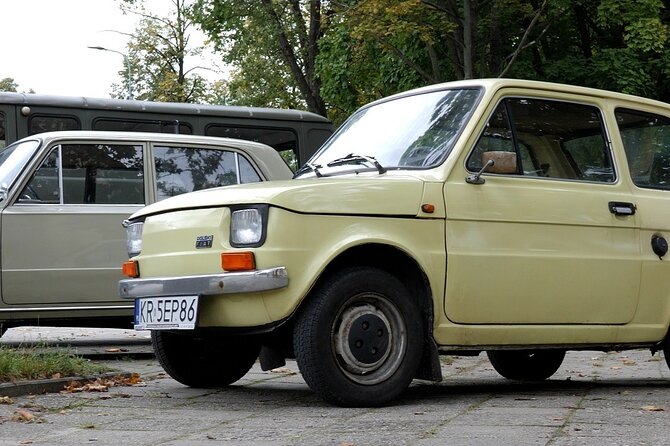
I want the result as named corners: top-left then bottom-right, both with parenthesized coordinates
top-left (134, 296), bottom-right (198, 330)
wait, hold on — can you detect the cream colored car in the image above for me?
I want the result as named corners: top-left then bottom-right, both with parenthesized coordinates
top-left (0, 131), bottom-right (292, 333)
top-left (120, 79), bottom-right (670, 407)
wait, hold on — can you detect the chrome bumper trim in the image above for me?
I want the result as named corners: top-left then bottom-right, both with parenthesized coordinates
top-left (119, 267), bottom-right (288, 299)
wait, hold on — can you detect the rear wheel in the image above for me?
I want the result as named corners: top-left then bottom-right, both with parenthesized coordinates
top-left (152, 331), bottom-right (260, 388)
top-left (293, 267), bottom-right (424, 407)
top-left (487, 350), bottom-right (565, 381)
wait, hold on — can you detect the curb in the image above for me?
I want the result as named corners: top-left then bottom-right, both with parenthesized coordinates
top-left (0, 371), bottom-right (135, 398)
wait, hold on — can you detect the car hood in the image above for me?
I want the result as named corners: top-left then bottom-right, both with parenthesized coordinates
top-left (131, 176), bottom-right (426, 219)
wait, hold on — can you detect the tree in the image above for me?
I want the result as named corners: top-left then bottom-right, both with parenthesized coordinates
top-left (117, 0), bottom-right (217, 103)
top-left (193, 0), bottom-right (328, 116)
top-left (0, 78), bottom-right (19, 92)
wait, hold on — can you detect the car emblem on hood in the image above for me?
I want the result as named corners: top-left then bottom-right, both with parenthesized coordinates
top-left (195, 235), bottom-right (214, 249)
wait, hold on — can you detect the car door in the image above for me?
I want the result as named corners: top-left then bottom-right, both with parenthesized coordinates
top-left (444, 94), bottom-right (641, 325)
top-left (613, 107), bottom-right (670, 328)
top-left (1, 140), bottom-right (146, 305)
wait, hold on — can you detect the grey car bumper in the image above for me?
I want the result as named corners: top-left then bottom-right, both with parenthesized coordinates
top-left (119, 267), bottom-right (288, 299)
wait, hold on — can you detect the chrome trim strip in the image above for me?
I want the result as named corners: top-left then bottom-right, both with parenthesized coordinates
top-left (0, 305), bottom-right (133, 313)
top-left (118, 266), bottom-right (289, 299)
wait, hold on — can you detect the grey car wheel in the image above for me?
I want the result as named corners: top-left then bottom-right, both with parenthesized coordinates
top-left (294, 267), bottom-right (423, 407)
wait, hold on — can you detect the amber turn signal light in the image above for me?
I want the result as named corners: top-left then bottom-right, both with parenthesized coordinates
top-left (122, 260), bottom-right (140, 278)
top-left (221, 251), bottom-right (256, 271)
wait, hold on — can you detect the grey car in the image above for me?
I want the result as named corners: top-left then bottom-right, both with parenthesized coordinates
top-left (0, 131), bottom-right (292, 333)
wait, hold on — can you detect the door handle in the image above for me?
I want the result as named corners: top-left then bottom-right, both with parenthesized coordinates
top-left (608, 201), bottom-right (636, 216)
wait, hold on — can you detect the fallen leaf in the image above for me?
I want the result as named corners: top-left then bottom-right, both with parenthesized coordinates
top-left (0, 396), bottom-right (14, 404)
top-left (622, 359), bottom-right (636, 365)
top-left (13, 409), bottom-right (35, 422)
top-left (18, 440), bottom-right (33, 445)
top-left (106, 348), bottom-right (121, 353)
top-left (51, 373), bottom-right (61, 379)
top-left (641, 405), bottom-right (665, 412)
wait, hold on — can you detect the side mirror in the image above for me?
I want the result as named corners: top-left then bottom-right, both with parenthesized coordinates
top-left (466, 151), bottom-right (517, 185)
top-left (482, 151), bottom-right (517, 174)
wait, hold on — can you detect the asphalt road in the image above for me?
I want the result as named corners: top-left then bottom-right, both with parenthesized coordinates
top-left (0, 334), bottom-right (668, 446)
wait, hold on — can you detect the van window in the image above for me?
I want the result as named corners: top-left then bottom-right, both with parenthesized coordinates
top-left (153, 146), bottom-right (261, 201)
top-left (20, 144), bottom-right (145, 204)
top-left (0, 112), bottom-right (5, 149)
top-left (616, 109), bottom-right (670, 189)
top-left (28, 115), bottom-right (80, 135)
top-left (206, 125), bottom-right (299, 170)
top-left (93, 118), bottom-right (192, 134)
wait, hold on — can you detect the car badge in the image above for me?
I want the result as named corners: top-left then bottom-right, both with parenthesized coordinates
top-left (195, 235), bottom-right (214, 249)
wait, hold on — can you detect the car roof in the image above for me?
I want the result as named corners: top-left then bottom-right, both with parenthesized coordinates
top-left (365, 78), bottom-right (670, 112)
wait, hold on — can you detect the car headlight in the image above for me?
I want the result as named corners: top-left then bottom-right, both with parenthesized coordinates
top-left (124, 220), bottom-right (144, 257)
top-left (230, 205), bottom-right (268, 247)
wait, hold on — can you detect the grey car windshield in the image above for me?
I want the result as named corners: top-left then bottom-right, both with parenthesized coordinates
top-left (0, 139), bottom-right (40, 199)
top-left (301, 88), bottom-right (481, 176)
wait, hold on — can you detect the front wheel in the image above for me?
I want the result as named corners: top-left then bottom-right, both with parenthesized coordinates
top-left (293, 267), bottom-right (424, 407)
top-left (152, 331), bottom-right (260, 388)
top-left (487, 349), bottom-right (565, 381)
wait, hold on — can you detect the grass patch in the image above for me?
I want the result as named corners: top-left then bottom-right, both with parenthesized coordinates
top-left (0, 345), bottom-right (110, 383)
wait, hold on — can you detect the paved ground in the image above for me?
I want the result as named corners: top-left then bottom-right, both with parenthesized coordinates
top-left (0, 335), bottom-right (668, 446)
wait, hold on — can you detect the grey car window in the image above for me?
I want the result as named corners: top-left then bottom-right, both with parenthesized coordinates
top-left (154, 146), bottom-right (255, 201)
top-left (20, 143), bottom-right (145, 204)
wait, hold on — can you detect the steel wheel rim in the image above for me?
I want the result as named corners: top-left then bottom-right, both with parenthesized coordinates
top-left (332, 292), bottom-right (407, 385)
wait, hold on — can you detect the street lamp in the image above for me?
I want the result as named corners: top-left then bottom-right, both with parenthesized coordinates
top-left (87, 46), bottom-right (134, 100)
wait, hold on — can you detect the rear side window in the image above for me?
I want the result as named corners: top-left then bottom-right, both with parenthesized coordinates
top-left (615, 109), bottom-right (670, 190)
top-left (467, 98), bottom-right (614, 183)
top-left (153, 146), bottom-right (261, 201)
top-left (19, 143), bottom-right (145, 204)
top-left (28, 115), bottom-right (80, 135)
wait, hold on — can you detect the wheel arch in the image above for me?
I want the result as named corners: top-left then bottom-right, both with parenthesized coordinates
top-left (298, 242), bottom-right (442, 382)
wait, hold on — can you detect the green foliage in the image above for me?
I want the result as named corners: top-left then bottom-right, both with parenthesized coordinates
top-left (0, 78), bottom-right (18, 92)
top-left (129, 0), bottom-right (670, 122)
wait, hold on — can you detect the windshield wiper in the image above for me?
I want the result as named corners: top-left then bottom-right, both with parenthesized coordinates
top-left (326, 153), bottom-right (387, 174)
top-left (294, 162), bottom-right (323, 178)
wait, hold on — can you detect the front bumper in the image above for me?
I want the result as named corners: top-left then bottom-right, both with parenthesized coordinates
top-left (118, 267), bottom-right (289, 299)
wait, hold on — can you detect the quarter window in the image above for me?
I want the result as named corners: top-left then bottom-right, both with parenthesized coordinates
top-left (615, 109), bottom-right (670, 190)
top-left (467, 98), bottom-right (614, 182)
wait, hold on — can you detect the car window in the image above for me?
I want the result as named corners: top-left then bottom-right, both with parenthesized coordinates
top-left (153, 146), bottom-right (261, 201)
top-left (467, 98), bottom-right (615, 182)
top-left (19, 143), bottom-right (145, 204)
top-left (615, 109), bottom-right (670, 190)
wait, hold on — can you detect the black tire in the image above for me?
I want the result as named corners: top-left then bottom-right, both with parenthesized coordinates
top-left (293, 267), bottom-right (424, 407)
top-left (152, 331), bottom-right (260, 388)
top-left (664, 338), bottom-right (670, 371)
top-left (487, 350), bottom-right (565, 381)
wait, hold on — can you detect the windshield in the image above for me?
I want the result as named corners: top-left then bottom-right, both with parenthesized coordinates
top-left (0, 139), bottom-right (41, 200)
top-left (299, 88), bottom-right (481, 177)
